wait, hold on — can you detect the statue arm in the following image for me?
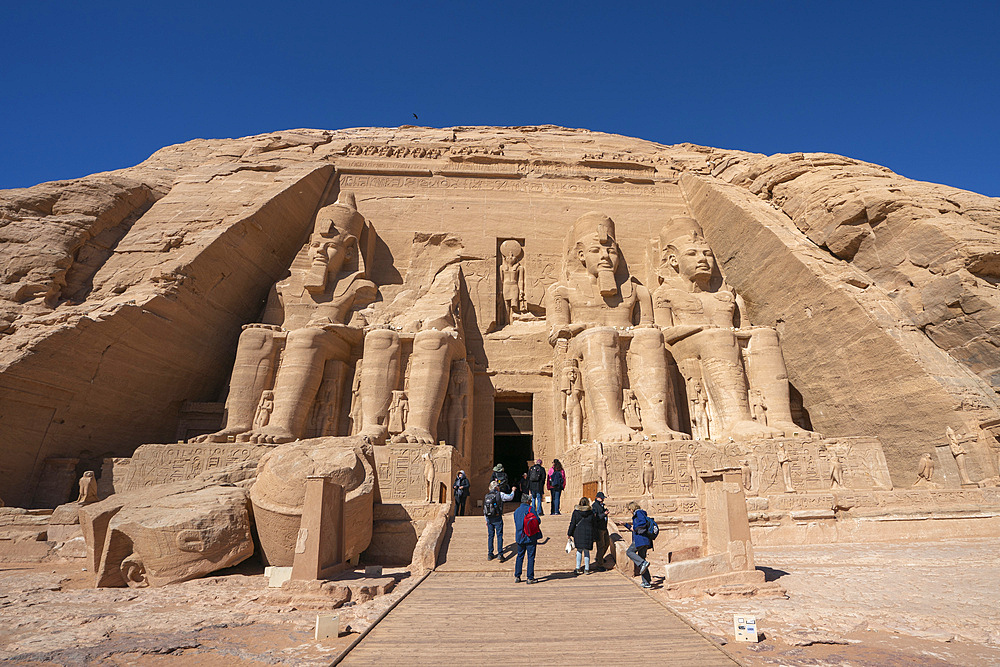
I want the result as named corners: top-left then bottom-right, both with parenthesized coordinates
top-left (546, 284), bottom-right (584, 344)
top-left (634, 283), bottom-right (654, 326)
top-left (734, 291), bottom-right (747, 329)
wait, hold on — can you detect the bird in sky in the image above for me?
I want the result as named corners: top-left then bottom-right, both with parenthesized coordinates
top-left (412, 113), bottom-right (419, 120)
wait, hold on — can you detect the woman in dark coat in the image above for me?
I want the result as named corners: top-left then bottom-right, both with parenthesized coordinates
top-left (567, 496), bottom-right (596, 574)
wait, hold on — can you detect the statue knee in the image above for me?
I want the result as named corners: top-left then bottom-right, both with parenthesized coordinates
top-left (238, 326), bottom-right (276, 352)
top-left (413, 329), bottom-right (450, 352)
top-left (577, 326), bottom-right (618, 350)
top-left (285, 327), bottom-right (325, 351)
top-left (364, 328), bottom-right (400, 352)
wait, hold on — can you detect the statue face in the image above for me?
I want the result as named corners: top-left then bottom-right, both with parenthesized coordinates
top-left (311, 236), bottom-right (355, 276)
top-left (669, 238), bottom-right (715, 282)
top-left (578, 234), bottom-right (620, 278)
top-left (566, 368), bottom-right (578, 382)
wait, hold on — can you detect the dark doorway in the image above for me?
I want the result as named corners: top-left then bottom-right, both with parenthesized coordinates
top-left (494, 398), bottom-right (533, 501)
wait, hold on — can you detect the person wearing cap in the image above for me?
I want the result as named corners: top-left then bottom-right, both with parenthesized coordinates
top-left (527, 459), bottom-right (546, 516)
top-left (591, 491), bottom-right (610, 571)
top-left (453, 470), bottom-right (470, 516)
top-left (484, 480), bottom-right (516, 561)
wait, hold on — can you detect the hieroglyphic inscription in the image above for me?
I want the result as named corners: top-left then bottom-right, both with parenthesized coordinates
top-left (374, 444), bottom-right (447, 501)
top-left (340, 174), bottom-right (665, 197)
top-left (113, 444), bottom-right (269, 492)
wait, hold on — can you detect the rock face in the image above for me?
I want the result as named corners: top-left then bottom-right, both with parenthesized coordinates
top-left (2, 125), bottom-right (1000, 509)
top-left (79, 475), bottom-right (254, 587)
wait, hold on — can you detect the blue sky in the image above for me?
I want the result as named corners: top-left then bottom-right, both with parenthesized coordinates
top-left (3, 2), bottom-right (998, 195)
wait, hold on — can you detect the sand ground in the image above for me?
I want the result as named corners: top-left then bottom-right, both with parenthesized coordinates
top-left (1, 537), bottom-right (998, 665)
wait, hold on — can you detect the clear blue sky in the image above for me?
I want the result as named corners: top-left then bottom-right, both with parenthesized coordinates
top-left (3, 2), bottom-right (998, 196)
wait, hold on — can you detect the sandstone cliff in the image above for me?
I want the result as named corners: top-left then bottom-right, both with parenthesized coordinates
top-left (1, 126), bottom-right (998, 504)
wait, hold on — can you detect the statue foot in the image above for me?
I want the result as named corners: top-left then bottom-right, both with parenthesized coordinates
top-left (190, 427), bottom-right (248, 443)
top-left (769, 421), bottom-right (816, 438)
top-left (595, 424), bottom-right (636, 443)
top-left (645, 424), bottom-right (691, 441)
top-left (240, 427), bottom-right (296, 444)
top-left (359, 425), bottom-right (388, 445)
top-left (397, 427), bottom-right (435, 445)
top-left (724, 420), bottom-right (787, 441)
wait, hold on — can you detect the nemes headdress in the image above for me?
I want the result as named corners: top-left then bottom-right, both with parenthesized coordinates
top-left (314, 190), bottom-right (365, 240)
top-left (659, 216), bottom-right (705, 250)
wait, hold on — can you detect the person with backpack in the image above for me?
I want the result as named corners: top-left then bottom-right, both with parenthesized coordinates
top-left (547, 459), bottom-right (566, 515)
top-left (453, 470), bottom-right (470, 516)
top-left (623, 500), bottom-right (655, 588)
top-left (491, 464), bottom-right (511, 494)
top-left (527, 459), bottom-right (546, 516)
top-left (567, 496), bottom-right (597, 574)
top-left (591, 491), bottom-right (610, 571)
top-left (513, 492), bottom-right (542, 583)
top-left (484, 480), bottom-right (515, 562)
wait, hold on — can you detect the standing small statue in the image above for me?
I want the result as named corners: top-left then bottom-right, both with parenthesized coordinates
top-left (499, 239), bottom-right (526, 326)
top-left (689, 378), bottom-right (709, 440)
top-left (686, 453), bottom-right (698, 495)
top-left (739, 459), bottom-right (752, 493)
top-left (830, 454), bottom-right (844, 489)
top-left (623, 388), bottom-right (642, 430)
top-left (77, 471), bottom-right (98, 504)
top-left (778, 443), bottom-right (795, 493)
top-left (562, 362), bottom-right (585, 447)
top-left (749, 388), bottom-right (767, 425)
top-left (641, 452), bottom-right (655, 497)
top-left (388, 390), bottom-right (408, 436)
top-left (946, 426), bottom-right (975, 486)
top-left (348, 361), bottom-right (363, 435)
top-left (597, 442), bottom-right (609, 494)
top-left (252, 390), bottom-right (274, 430)
top-left (423, 451), bottom-right (437, 503)
top-left (913, 452), bottom-right (936, 487)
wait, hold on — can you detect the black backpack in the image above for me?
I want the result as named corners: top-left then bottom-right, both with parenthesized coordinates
top-left (645, 516), bottom-right (660, 540)
top-left (528, 465), bottom-right (544, 484)
top-left (484, 490), bottom-right (502, 518)
top-left (495, 471), bottom-right (510, 494)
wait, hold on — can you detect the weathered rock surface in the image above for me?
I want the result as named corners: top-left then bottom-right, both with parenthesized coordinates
top-left (80, 474), bottom-right (254, 587)
top-left (1, 125), bottom-right (999, 501)
top-left (249, 436), bottom-right (375, 566)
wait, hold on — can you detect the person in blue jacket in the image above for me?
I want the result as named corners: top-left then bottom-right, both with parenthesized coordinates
top-left (623, 500), bottom-right (652, 588)
top-left (513, 493), bottom-right (541, 584)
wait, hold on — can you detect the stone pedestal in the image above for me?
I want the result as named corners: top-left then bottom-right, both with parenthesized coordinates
top-left (291, 476), bottom-right (346, 580)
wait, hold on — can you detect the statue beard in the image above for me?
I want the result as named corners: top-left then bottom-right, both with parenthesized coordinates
top-left (597, 267), bottom-right (618, 297)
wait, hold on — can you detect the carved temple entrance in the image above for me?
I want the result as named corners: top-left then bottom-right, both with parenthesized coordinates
top-left (493, 396), bottom-right (533, 487)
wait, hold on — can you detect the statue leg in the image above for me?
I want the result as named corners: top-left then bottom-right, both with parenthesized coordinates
top-left (628, 327), bottom-right (688, 440)
top-left (397, 330), bottom-right (460, 445)
top-left (745, 328), bottom-right (807, 435)
top-left (358, 329), bottom-right (401, 444)
top-left (250, 328), bottom-right (350, 444)
top-left (194, 326), bottom-right (280, 442)
top-left (673, 329), bottom-right (783, 441)
top-left (571, 327), bottom-right (634, 443)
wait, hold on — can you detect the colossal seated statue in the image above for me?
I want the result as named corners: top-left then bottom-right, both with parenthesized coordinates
top-left (653, 216), bottom-right (807, 440)
top-left (196, 192), bottom-right (467, 448)
top-left (195, 191), bottom-right (376, 444)
top-left (547, 212), bottom-right (687, 443)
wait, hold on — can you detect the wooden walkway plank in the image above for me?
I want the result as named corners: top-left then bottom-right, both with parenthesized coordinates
top-left (341, 513), bottom-right (737, 666)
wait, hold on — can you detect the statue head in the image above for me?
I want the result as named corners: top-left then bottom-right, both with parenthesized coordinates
top-left (308, 190), bottom-right (366, 282)
top-left (570, 212), bottom-right (621, 296)
top-left (660, 216), bottom-right (717, 289)
top-left (83, 471), bottom-right (94, 479)
top-left (499, 239), bottom-right (523, 265)
top-left (562, 359), bottom-right (580, 389)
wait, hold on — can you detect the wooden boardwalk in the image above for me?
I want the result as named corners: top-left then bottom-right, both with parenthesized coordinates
top-left (341, 513), bottom-right (737, 666)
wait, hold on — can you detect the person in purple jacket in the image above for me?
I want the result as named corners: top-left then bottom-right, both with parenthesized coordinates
top-left (547, 459), bottom-right (566, 515)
